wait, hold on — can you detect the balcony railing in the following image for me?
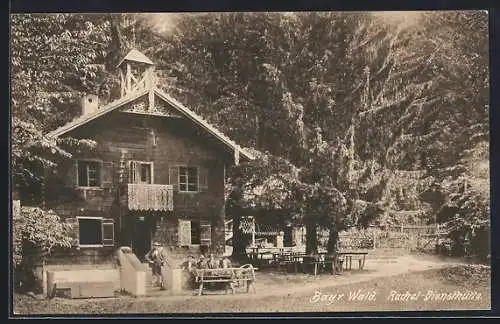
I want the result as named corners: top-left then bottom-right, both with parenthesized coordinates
top-left (127, 184), bottom-right (174, 211)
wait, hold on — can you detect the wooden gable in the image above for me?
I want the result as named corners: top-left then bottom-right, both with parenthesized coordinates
top-left (119, 94), bottom-right (184, 118)
top-left (47, 87), bottom-right (254, 163)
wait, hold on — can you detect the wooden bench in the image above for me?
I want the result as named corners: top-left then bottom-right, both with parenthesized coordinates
top-left (193, 265), bottom-right (257, 296)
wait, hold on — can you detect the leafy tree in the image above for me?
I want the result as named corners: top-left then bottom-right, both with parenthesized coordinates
top-left (11, 14), bottom-right (112, 200)
top-left (436, 140), bottom-right (489, 257)
top-left (13, 206), bottom-right (73, 291)
top-left (146, 11), bottom-right (488, 255)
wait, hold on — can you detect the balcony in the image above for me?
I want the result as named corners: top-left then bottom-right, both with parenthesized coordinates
top-left (127, 184), bottom-right (174, 211)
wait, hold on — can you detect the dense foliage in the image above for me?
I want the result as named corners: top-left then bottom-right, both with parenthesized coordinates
top-left (13, 205), bottom-right (73, 291)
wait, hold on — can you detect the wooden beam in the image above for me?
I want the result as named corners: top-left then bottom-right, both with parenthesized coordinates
top-left (120, 70), bottom-right (125, 98)
top-left (234, 148), bottom-right (240, 166)
top-left (126, 63), bottom-right (132, 94)
top-left (120, 109), bottom-right (183, 118)
top-left (148, 90), bottom-right (155, 111)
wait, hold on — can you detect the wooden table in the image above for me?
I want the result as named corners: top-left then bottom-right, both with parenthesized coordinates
top-left (302, 254), bottom-right (339, 275)
top-left (337, 251), bottom-right (368, 270)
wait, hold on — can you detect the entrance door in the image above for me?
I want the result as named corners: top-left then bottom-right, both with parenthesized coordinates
top-left (284, 226), bottom-right (293, 247)
top-left (132, 216), bottom-right (151, 262)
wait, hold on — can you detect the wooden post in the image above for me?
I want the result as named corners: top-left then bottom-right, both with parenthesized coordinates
top-left (251, 217), bottom-right (256, 247)
top-left (436, 224), bottom-right (440, 253)
top-left (145, 67), bottom-right (155, 90)
top-left (126, 63), bottom-right (132, 94)
top-left (276, 231), bottom-right (284, 249)
top-left (148, 90), bottom-right (155, 111)
top-left (120, 70), bottom-right (125, 98)
top-left (234, 148), bottom-right (240, 166)
top-left (435, 216), bottom-right (439, 253)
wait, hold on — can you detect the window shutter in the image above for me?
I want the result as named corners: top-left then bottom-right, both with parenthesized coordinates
top-left (65, 218), bottom-right (80, 247)
top-left (102, 219), bottom-right (114, 246)
top-left (177, 219), bottom-right (191, 246)
top-left (198, 166), bottom-right (208, 192)
top-left (169, 166), bottom-right (179, 191)
top-left (129, 161), bottom-right (137, 184)
top-left (68, 160), bottom-right (78, 188)
top-left (101, 162), bottom-right (114, 188)
top-left (200, 220), bottom-right (212, 246)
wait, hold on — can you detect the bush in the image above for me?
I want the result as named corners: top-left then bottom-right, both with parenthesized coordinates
top-left (13, 206), bottom-right (73, 292)
top-left (439, 264), bottom-right (490, 287)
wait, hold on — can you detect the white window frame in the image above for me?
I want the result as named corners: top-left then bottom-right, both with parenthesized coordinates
top-left (76, 216), bottom-right (114, 248)
top-left (178, 166), bottom-right (199, 193)
top-left (76, 159), bottom-right (103, 189)
top-left (129, 161), bottom-right (154, 184)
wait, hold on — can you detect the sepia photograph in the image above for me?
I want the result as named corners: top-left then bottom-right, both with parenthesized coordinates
top-left (10, 11), bottom-right (491, 315)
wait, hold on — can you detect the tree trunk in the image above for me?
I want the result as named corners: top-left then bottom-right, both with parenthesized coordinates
top-left (17, 241), bottom-right (44, 293)
top-left (327, 224), bottom-right (339, 254)
top-left (231, 214), bottom-right (250, 262)
top-left (227, 188), bottom-right (250, 262)
top-left (305, 217), bottom-right (318, 255)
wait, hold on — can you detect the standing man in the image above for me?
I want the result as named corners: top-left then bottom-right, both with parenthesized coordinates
top-left (145, 242), bottom-right (169, 290)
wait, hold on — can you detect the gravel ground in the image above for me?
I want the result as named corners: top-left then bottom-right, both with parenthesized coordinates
top-left (12, 255), bottom-right (491, 315)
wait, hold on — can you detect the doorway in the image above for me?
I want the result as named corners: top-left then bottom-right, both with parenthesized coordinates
top-left (131, 216), bottom-right (152, 262)
top-left (284, 226), bottom-right (293, 247)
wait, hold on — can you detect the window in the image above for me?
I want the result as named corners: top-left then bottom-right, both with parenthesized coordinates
top-left (78, 217), bottom-right (114, 247)
top-left (178, 219), bottom-right (211, 246)
top-left (77, 160), bottom-right (101, 187)
top-left (190, 221), bottom-right (201, 245)
top-left (140, 164), bottom-right (151, 183)
top-left (179, 167), bottom-right (198, 192)
top-left (129, 161), bottom-right (153, 184)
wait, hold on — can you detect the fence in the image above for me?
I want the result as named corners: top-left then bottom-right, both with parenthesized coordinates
top-left (336, 225), bottom-right (443, 251)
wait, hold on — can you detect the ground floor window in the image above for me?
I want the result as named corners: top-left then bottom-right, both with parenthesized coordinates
top-left (178, 219), bottom-right (211, 246)
top-left (191, 220), bottom-right (201, 245)
top-left (78, 217), bottom-right (115, 247)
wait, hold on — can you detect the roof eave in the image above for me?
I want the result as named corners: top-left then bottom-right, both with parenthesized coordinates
top-left (44, 88), bottom-right (256, 163)
top-left (154, 88), bottom-right (255, 162)
top-left (45, 89), bottom-right (149, 138)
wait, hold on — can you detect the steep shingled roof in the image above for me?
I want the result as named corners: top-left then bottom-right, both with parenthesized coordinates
top-left (46, 87), bottom-right (254, 161)
top-left (117, 49), bottom-right (155, 67)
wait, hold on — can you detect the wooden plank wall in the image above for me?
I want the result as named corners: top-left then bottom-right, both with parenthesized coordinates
top-left (45, 110), bottom-right (230, 258)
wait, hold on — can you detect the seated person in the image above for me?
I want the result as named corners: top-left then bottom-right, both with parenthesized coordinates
top-left (181, 255), bottom-right (196, 273)
top-left (197, 255), bottom-right (209, 269)
top-left (220, 255), bottom-right (232, 269)
top-left (207, 254), bottom-right (219, 269)
top-left (181, 255), bottom-right (197, 289)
